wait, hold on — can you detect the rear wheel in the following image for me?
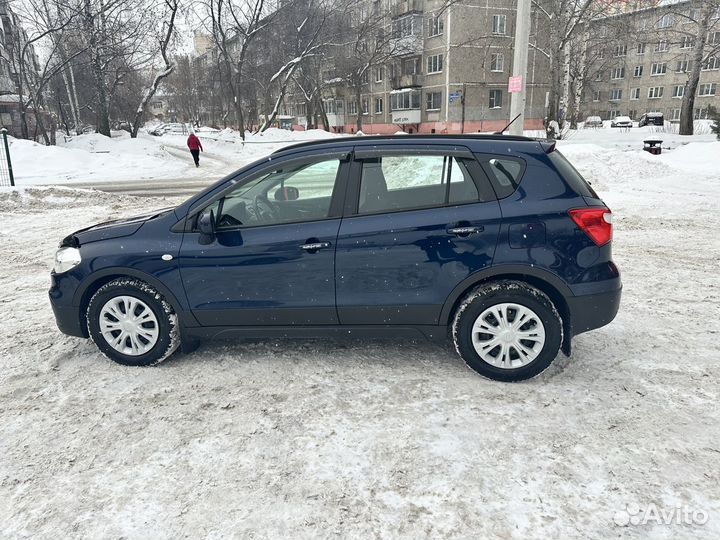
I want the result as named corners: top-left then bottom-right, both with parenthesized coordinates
top-left (452, 281), bottom-right (563, 382)
top-left (87, 278), bottom-right (179, 366)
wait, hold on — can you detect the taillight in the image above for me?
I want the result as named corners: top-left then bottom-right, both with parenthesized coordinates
top-left (569, 208), bottom-right (613, 246)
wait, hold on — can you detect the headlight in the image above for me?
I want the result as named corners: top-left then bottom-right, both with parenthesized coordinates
top-left (53, 247), bottom-right (82, 274)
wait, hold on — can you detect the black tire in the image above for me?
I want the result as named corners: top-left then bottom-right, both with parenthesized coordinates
top-left (86, 278), bottom-right (180, 366)
top-left (452, 280), bottom-right (563, 382)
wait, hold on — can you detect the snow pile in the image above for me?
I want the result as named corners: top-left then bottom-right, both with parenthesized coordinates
top-left (10, 134), bottom-right (188, 185)
top-left (656, 141), bottom-right (720, 174)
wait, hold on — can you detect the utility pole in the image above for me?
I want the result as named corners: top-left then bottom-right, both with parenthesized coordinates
top-left (509, 0), bottom-right (531, 136)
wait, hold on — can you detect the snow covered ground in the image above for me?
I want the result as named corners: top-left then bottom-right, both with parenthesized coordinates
top-left (1, 127), bottom-right (719, 539)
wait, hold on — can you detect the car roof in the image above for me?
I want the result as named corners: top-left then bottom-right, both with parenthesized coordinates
top-left (272, 133), bottom-right (539, 155)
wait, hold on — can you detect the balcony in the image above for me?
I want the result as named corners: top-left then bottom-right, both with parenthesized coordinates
top-left (391, 0), bottom-right (423, 19)
top-left (390, 74), bottom-right (424, 89)
top-left (389, 34), bottom-right (423, 57)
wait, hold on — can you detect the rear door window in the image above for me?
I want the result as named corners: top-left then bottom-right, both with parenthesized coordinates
top-left (357, 154), bottom-right (480, 214)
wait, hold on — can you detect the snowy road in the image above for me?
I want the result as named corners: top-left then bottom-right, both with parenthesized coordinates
top-left (1, 136), bottom-right (720, 539)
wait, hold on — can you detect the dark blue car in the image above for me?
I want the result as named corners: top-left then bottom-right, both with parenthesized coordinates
top-left (49, 135), bottom-right (621, 381)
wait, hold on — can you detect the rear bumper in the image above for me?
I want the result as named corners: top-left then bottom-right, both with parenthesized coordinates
top-left (567, 283), bottom-right (622, 336)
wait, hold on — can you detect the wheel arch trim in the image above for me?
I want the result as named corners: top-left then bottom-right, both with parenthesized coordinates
top-left (72, 267), bottom-right (197, 327)
top-left (439, 265), bottom-right (574, 353)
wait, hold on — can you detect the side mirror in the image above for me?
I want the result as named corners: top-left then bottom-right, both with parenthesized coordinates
top-left (198, 209), bottom-right (215, 244)
top-left (274, 186), bottom-right (300, 201)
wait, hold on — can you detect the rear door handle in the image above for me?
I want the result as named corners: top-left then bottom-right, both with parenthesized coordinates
top-left (447, 226), bottom-right (483, 236)
top-left (300, 241), bottom-right (331, 251)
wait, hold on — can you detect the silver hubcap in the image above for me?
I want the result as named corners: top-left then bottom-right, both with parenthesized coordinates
top-left (99, 296), bottom-right (159, 356)
top-left (471, 303), bottom-right (546, 369)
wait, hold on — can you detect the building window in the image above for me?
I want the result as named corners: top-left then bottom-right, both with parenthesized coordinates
top-left (608, 110), bottom-right (619, 119)
top-left (390, 89), bottom-right (421, 110)
top-left (426, 91), bottom-right (442, 110)
top-left (631, 88), bottom-right (640, 100)
top-left (489, 89), bottom-right (503, 109)
top-left (348, 100), bottom-right (358, 114)
top-left (672, 85), bottom-right (685, 98)
top-left (595, 71), bottom-right (603, 81)
top-left (658, 13), bottom-right (673, 28)
top-left (613, 44), bottom-right (627, 57)
top-left (374, 66), bottom-right (384, 82)
top-left (676, 60), bottom-right (690, 72)
top-left (648, 86), bottom-right (664, 99)
top-left (492, 14), bottom-right (506, 35)
top-left (637, 43), bottom-right (646, 54)
top-left (651, 62), bottom-right (667, 75)
top-left (611, 67), bottom-right (625, 79)
top-left (392, 15), bottom-right (420, 38)
top-left (699, 83), bottom-right (716, 96)
top-left (709, 31), bottom-right (720, 45)
top-left (403, 57), bottom-right (421, 75)
top-left (426, 54), bottom-right (443, 74)
top-left (680, 36), bottom-right (694, 49)
top-left (428, 15), bottom-right (444, 37)
top-left (375, 97), bottom-right (383, 114)
top-left (610, 89), bottom-right (622, 101)
top-left (655, 40), bottom-right (669, 52)
top-left (634, 65), bottom-right (643, 77)
top-left (593, 89), bottom-right (601, 102)
top-left (362, 98), bottom-right (369, 114)
top-left (694, 108), bottom-right (709, 119)
top-left (597, 49), bottom-right (605, 60)
top-left (671, 108), bottom-right (681, 121)
top-left (490, 53), bottom-right (504, 72)
top-left (703, 57), bottom-right (720, 70)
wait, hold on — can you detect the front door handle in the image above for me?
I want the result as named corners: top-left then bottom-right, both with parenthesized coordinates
top-left (300, 241), bottom-right (331, 252)
top-left (447, 226), bottom-right (483, 236)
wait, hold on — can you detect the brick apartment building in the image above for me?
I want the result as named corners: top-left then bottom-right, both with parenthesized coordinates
top-left (584, 0), bottom-right (720, 122)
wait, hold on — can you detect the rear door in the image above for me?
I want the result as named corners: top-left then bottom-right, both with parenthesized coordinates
top-left (335, 145), bottom-right (502, 325)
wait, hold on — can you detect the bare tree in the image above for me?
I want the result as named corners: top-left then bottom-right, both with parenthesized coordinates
top-left (673, 2), bottom-right (720, 135)
top-left (129, 0), bottom-right (180, 137)
top-left (531, 0), bottom-right (602, 137)
top-left (203, 0), bottom-right (275, 138)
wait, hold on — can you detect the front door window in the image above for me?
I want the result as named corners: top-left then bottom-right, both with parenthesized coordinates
top-left (209, 158), bottom-right (341, 228)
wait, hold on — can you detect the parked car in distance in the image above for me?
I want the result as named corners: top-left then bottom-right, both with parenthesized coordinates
top-left (49, 135), bottom-right (621, 382)
top-left (148, 123), bottom-right (166, 136)
top-left (639, 112), bottom-right (664, 127)
top-left (610, 116), bottom-right (633, 128)
top-left (584, 116), bottom-right (603, 128)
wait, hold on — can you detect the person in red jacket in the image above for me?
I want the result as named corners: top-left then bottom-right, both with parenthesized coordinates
top-left (187, 133), bottom-right (203, 167)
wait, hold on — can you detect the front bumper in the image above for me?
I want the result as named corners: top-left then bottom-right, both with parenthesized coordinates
top-left (49, 272), bottom-right (87, 338)
top-left (566, 283), bottom-right (622, 336)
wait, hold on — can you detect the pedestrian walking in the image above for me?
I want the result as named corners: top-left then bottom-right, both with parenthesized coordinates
top-left (187, 132), bottom-right (203, 167)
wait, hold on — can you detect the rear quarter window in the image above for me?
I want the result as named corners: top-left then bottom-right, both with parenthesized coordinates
top-left (547, 151), bottom-right (599, 198)
top-left (476, 155), bottom-right (526, 199)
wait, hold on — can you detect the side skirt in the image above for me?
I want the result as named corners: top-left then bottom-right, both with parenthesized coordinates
top-left (181, 324), bottom-right (448, 346)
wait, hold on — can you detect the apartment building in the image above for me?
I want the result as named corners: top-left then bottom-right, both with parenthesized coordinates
top-left (584, 1), bottom-right (720, 122)
top-left (285, 0), bottom-right (551, 133)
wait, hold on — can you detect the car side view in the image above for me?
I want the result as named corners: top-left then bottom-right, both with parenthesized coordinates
top-left (49, 135), bottom-right (621, 382)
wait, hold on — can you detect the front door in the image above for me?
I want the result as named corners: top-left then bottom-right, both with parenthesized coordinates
top-left (179, 154), bottom-right (348, 326)
top-left (335, 148), bottom-right (502, 325)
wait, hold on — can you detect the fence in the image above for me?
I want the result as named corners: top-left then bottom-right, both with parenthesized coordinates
top-left (0, 128), bottom-right (15, 187)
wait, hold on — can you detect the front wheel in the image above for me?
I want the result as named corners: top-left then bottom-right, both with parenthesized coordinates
top-left (452, 281), bottom-right (563, 382)
top-left (87, 278), bottom-right (180, 366)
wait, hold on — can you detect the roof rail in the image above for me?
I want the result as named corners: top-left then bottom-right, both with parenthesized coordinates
top-left (271, 133), bottom-right (537, 154)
